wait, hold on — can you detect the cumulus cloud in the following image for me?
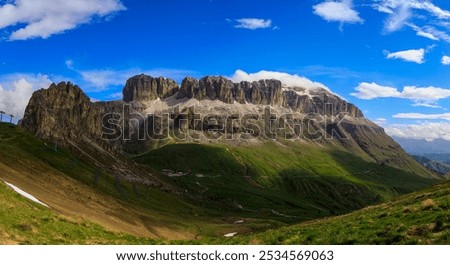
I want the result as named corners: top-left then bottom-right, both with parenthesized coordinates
top-left (230, 70), bottom-right (331, 92)
top-left (0, 74), bottom-right (52, 121)
top-left (442, 55), bottom-right (450, 65)
top-left (351, 82), bottom-right (400, 99)
top-left (385, 122), bottom-right (450, 141)
top-left (0, 0), bottom-right (125, 40)
top-left (313, 0), bottom-right (363, 24)
top-left (393, 112), bottom-right (450, 121)
top-left (352, 82), bottom-right (450, 107)
top-left (385, 48), bottom-right (425, 64)
top-left (232, 18), bottom-right (273, 30)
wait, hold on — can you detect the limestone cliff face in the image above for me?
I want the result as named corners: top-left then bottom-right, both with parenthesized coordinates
top-left (178, 76), bottom-right (236, 104)
top-left (21, 75), bottom-right (369, 154)
top-left (20, 75), bottom-right (365, 147)
top-left (123, 74), bottom-right (179, 102)
top-left (21, 82), bottom-right (102, 142)
top-left (176, 76), bottom-right (363, 118)
top-left (21, 82), bottom-right (124, 151)
top-left (177, 77), bottom-right (285, 106)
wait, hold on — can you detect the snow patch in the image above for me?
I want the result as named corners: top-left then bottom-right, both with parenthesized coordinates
top-left (3, 181), bottom-right (49, 207)
top-left (223, 232), bottom-right (238, 237)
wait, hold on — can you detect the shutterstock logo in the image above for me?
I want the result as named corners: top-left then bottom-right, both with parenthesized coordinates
top-left (101, 103), bottom-right (349, 141)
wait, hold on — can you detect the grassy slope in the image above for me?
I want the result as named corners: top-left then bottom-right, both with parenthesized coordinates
top-left (0, 123), bottom-right (286, 240)
top-left (0, 122), bottom-right (444, 244)
top-left (200, 181), bottom-right (450, 245)
top-left (135, 141), bottom-right (439, 220)
top-left (1, 176), bottom-right (447, 245)
top-left (0, 181), bottom-right (155, 244)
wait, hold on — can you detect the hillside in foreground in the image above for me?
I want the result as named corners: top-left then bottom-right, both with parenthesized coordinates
top-left (0, 180), bottom-right (156, 244)
top-left (1, 170), bottom-right (448, 244)
top-left (207, 181), bottom-right (450, 245)
top-left (0, 121), bottom-right (444, 244)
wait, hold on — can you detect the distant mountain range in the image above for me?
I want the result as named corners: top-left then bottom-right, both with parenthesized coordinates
top-left (393, 137), bottom-right (450, 154)
top-left (393, 137), bottom-right (450, 176)
top-left (412, 155), bottom-right (450, 176)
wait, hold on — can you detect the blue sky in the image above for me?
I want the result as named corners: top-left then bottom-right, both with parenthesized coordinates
top-left (1, 0), bottom-right (450, 141)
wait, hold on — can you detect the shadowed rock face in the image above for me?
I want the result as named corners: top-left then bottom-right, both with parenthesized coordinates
top-left (123, 74), bottom-right (179, 102)
top-left (21, 82), bottom-right (125, 151)
top-left (177, 77), bottom-right (285, 106)
top-left (21, 82), bottom-right (102, 142)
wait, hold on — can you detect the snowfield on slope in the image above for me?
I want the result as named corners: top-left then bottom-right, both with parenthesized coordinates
top-left (3, 181), bottom-right (49, 207)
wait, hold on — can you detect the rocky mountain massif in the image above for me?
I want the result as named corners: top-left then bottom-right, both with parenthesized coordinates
top-left (21, 74), bottom-right (423, 172)
top-left (3, 74), bottom-right (443, 242)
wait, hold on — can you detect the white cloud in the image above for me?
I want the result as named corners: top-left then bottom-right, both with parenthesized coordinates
top-left (385, 122), bottom-right (450, 141)
top-left (352, 82), bottom-right (450, 107)
top-left (313, 0), bottom-right (363, 24)
top-left (393, 112), bottom-right (450, 121)
top-left (412, 102), bottom-right (442, 109)
top-left (416, 30), bottom-right (439, 40)
top-left (413, 26), bottom-right (439, 40)
top-left (65, 59), bottom-right (75, 70)
top-left (0, 74), bottom-right (52, 121)
top-left (384, 3), bottom-right (411, 32)
top-left (375, 0), bottom-right (450, 23)
top-left (351, 82), bottom-right (400, 99)
top-left (407, 23), bottom-right (450, 42)
top-left (412, 1), bottom-right (450, 19)
top-left (386, 48), bottom-right (425, 64)
top-left (0, 0), bottom-right (125, 40)
top-left (408, 24), bottom-right (450, 42)
top-left (375, 0), bottom-right (450, 42)
top-left (442, 55), bottom-right (450, 65)
top-left (232, 18), bottom-right (272, 30)
top-left (373, 4), bottom-right (394, 14)
top-left (401, 85), bottom-right (450, 101)
top-left (230, 70), bottom-right (331, 92)
top-left (374, 118), bottom-right (387, 125)
top-left (79, 69), bottom-right (127, 90)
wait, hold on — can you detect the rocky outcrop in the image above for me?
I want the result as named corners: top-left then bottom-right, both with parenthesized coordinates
top-left (283, 90), bottom-right (363, 117)
top-left (21, 82), bottom-right (124, 150)
top-left (123, 74), bottom-right (179, 102)
top-left (176, 76), bottom-right (363, 118)
top-left (21, 82), bottom-right (101, 142)
top-left (178, 77), bottom-right (285, 106)
top-left (177, 76), bottom-right (236, 104)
